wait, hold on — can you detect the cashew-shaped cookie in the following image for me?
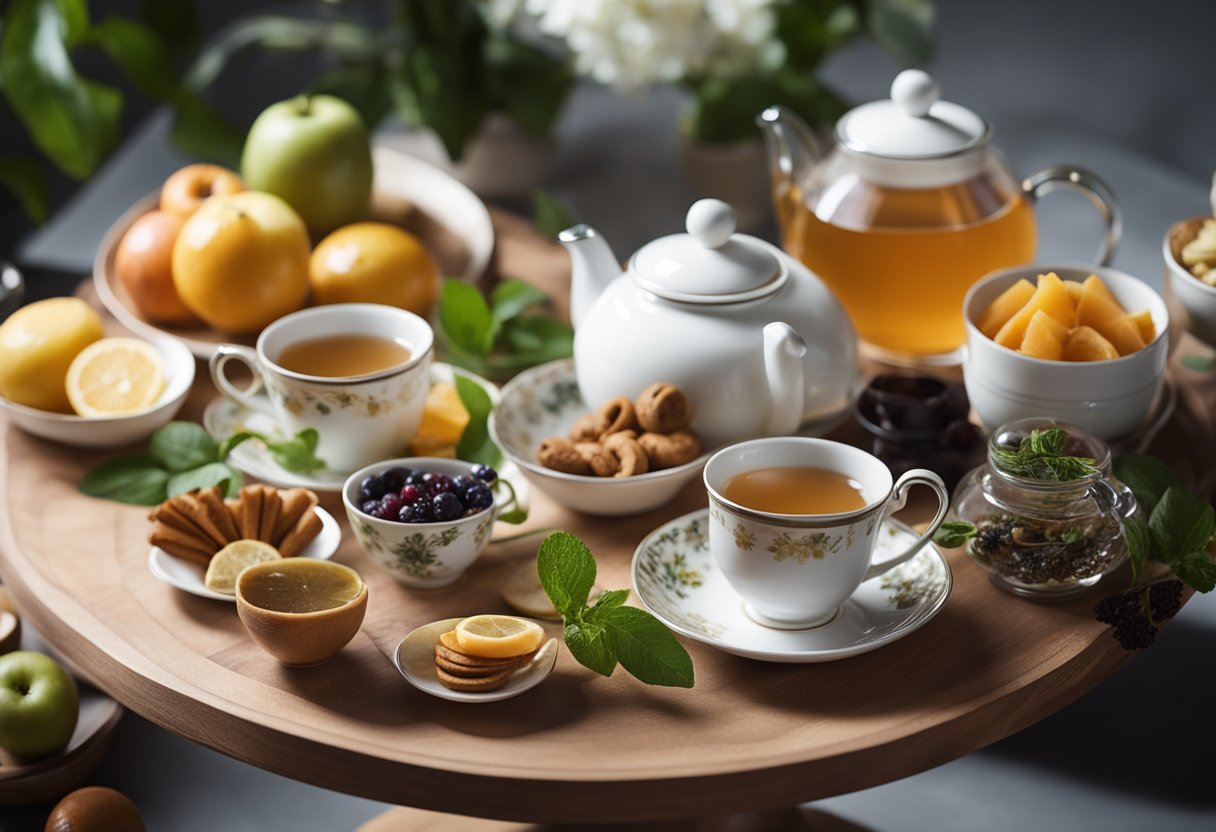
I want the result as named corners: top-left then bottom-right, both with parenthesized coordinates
top-left (603, 431), bottom-right (650, 477)
top-left (639, 430), bottom-right (702, 470)
top-left (636, 383), bottom-right (692, 433)
top-left (537, 437), bottom-right (592, 475)
top-left (569, 412), bottom-right (602, 442)
top-left (595, 397), bottom-right (640, 436)
top-left (576, 441), bottom-right (620, 477)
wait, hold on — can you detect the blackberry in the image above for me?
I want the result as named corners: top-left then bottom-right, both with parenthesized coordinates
top-left (359, 475), bottom-right (387, 503)
top-left (1148, 579), bottom-right (1184, 623)
top-left (1114, 616), bottom-right (1157, 650)
top-left (432, 492), bottom-right (462, 521)
top-left (1094, 591), bottom-right (1141, 625)
top-left (1093, 579), bottom-right (1184, 650)
top-left (975, 524), bottom-right (1011, 555)
top-left (472, 464), bottom-right (497, 483)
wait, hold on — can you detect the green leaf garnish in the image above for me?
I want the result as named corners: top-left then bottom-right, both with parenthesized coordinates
top-left (991, 427), bottom-right (1101, 482)
top-left (603, 605), bottom-right (695, 689)
top-left (453, 374), bottom-right (501, 468)
top-left (259, 428), bottom-right (325, 474)
top-left (439, 280), bottom-right (497, 357)
top-left (1149, 488), bottom-right (1215, 567)
top-left (1123, 515), bottom-right (1150, 584)
top-left (536, 531), bottom-right (596, 620)
top-left (1181, 354), bottom-right (1216, 372)
top-left (532, 189), bottom-right (575, 239)
top-left (491, 279), bottom-right (549, 326)
top-left (562, 621), bottom-right (617, 677)
top-left (1113, 454), bottom-right (1180, 515)
top-left (933, 521), bottom-right (977, 549)
top-left (1168, 552), bottom-right (1216, 593)
top-left (149, 421), bottom-right (217, 473)
top-left (78, 455), bottom-right (170, 506)
top-left (166, 462), bottom-right (242, 499)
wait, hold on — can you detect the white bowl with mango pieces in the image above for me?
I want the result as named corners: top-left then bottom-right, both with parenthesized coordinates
top-left (962, 263), bottom-right (1168, 441)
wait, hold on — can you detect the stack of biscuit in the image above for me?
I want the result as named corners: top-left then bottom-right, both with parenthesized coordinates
top-left (148, 484), bottom-right (321, 565)
top-left (433, 631), bottom-right (534, 692)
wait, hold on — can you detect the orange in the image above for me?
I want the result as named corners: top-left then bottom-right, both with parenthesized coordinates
top-left (309, 222), bottom-right (440, 315)
top-left (0, 298), bottom-right (103, 412)
top-left (66, 337), bottom-right (165, 416)
top-left (114, 209), bottom-right (194, 324)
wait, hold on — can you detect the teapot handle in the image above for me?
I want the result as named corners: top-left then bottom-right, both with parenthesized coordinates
top-left (1022, 166), bottom-right (1121, 266)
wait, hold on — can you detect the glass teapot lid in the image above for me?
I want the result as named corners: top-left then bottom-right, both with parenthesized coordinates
top-left (630, 200), bottom-right (787, 304)
top-left (835, 70), bottom-right (992, 187)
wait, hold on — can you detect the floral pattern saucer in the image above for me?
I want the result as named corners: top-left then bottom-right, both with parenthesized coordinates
top-left (631, 510), bottom-right (952, 663)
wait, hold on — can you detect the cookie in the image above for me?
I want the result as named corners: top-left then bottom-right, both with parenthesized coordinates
top-left (274, 488), bottom-right (318, 543)
top-left (434, 643), bottom-right (520, 669)
top-left (435, 665), bottom-right (513, 692)
top-left (433, 653), bottom-right (512, 678)
top-left (278, 508), bottom-right (322, 557)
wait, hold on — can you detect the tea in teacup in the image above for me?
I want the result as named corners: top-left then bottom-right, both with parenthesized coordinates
top-left (276, 334), bottom-right (412, 378)
top-left (722, 466), bottom-right (867, 516)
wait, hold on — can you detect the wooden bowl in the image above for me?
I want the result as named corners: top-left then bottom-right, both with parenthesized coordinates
top-left (235, 560), bottom-right (368, 667)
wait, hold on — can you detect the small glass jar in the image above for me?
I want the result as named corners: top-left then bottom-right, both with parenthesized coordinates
top-left (950, 418), bottom-right (1136, 597)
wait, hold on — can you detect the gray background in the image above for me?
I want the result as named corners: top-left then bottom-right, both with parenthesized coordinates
top-left (3, 0), bottom-right (1216, 829)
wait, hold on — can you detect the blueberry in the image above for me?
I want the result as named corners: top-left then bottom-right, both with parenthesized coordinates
top-left (399, 484), bottom-right (423, 503)
top-left (379, 492), bottom-right (406, 520)
top-left (360, 499), bottom-right (381, 517)
top-left (471, 464), bottom-right (497, 483)
top-left (397, 502), bottom-right (419, 523)
top-left (451, 475), bottom-right (475, 498)
top-left (464, 483), bottom-right (493, 511)
top-left (404, 471), bottom-right (427, 487)
top-left (380, 467), bottom-right (410, 494)
top-left (432, 492), bottom-right (462, 521)
top-left (409, 497), bottom-right (433, 523)
top-left (360, 475), bottom-right (387, 502)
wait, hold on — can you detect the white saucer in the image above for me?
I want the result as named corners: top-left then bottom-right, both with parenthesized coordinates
top-left (147, 506), bottom-right (341, 602)
top-left (631, 510), bottom-right (952, 663)
top-left (392, 617), bottom-right (559, 703)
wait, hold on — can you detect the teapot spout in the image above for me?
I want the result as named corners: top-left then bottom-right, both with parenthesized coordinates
top-left (757, 106), bottom-right (821, 231)
top-left (559, 224), bottom-right (619, 330)
top-left (762, 322), bottom-right (808, 437)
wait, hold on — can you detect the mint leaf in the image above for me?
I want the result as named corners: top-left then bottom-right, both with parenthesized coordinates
top-left (563, 621), bottom-right (616, 677)
top-left (584, 589), bottom-right (630, 624)
top-left (1171, 551), bottom-right (1216, 593)
top-left (439, 279), bottom-right (497, 357)
top-left (603, 606), bottom-right (694, 688)
top-left (1181, 354), bottom-right (1216, 372)
top-left (217, 431), bottom-right (256, 461)
top-left (166, 462), bottom-right (242, 499)
top-left (933, 521), bottom-right (977, 549)
top-left (490, 279), bottom-right (549, 326)
top-left (533, 189), bottom-right (575, 239)
top-left (1149, 487), bottom-right (1215, 563)
top-left (79, 455), bottom-right (169, 505)
top-left (1114, 454), bottom-right (1180, 515)
top-left (262, 429), bottom-right (325, 474)
top-left (454, 375), bottom-right (501, 468)
top-left (149, 421), bottom-right (217, 473)
top-left (1124, 515), bottom-right (1150, 584)
top-left (495, 316), bottom-right (574, 370)
top-left (536, 531), bottom-right (596, 619)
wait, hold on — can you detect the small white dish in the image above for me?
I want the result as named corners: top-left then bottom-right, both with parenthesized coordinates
top-left (147, 506), bottom-right (340, 602)
top-left (631, 510), bottom-right (951, 663)
top-left (0, 335), bottom-right (195, 449)
top-left (490, 358), bottom-right (711, 517)
top-left (1164, 217), bottom-right (1216, 348)
top-left (392, 617), bottom-right (559, 703)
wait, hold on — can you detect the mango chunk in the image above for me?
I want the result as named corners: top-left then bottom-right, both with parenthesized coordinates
top-left (1094, 314), bottom-right (1146, 356)
top-left (1129, 309), bottom-right (1156, 343)
top-left (1019, 310), bottom-right (1069, 360)
top-left (978, 279), bottom-right (1036, 338)
top-left (994, 273), bottom-right (1076, 350)
top-left (410, 382), bottom-right (470, 451)
top-left (1063, 326), bottom-right (1119, 362)
top-left (1075, 274), bottom-right (1126, 328)
top-left (1065, 280), bottom-right (1084, 305)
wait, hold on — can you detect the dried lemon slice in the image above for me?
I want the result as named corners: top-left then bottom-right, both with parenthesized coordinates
top-left (454, 615), bottom-right (544, 659)
top-left (500, 562), bottom-right (562, 621)
top-left (204, 539), bottom-right (281, 595)
top-left (65, 337), bottom-right (164, 417)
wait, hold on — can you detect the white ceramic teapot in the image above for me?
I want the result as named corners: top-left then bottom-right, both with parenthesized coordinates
top-left (560, 199), bottom-right (858, 448)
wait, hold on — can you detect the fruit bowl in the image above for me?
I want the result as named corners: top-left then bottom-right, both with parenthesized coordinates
top-left (1163, 216), bottom-right (1216, 348)
top-left (0, 335), bottom-right (194, 448)
top-left (489, 359), bottom-right (712, 517)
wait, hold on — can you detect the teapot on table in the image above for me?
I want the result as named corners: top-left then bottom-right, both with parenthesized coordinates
top-left (560, 199), bottom-right (858, 449)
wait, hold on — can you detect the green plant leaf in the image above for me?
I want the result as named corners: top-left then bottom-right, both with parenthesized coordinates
top-left (89, 16), bottom-right (178, 99)
top-left (0, 156), bottom-right (48, 223)
top-left (1149, 487), bottom-right (1215, 564)
top-left (169, 93), bottom-right (243, 168)
top-left (149, 421), bottom-right (218, 473)
top-left (536, 531), bottom-right (597, 619)
top-left (78, 455), bottom-right (169, 505)
top-left (1181, 354), bottom-right (1216, 372)
top-left (1171, 551), bottom-right (1216, 593)
top-left (584, 588), bottom-right (630, 624)
top-left (216, 431), bottom-right (256, 461)
top-left (166, 461), bottom-right (242, 498)
top-left (867, 0), bottom-right (935, 65)
top-left (1124, 515), bottom-right (1150, 584)
top-left (563, 620), bottom-right (617, 677)
top-left (261, 429), bottom-right (325, 474)
top-left (140, 0), bottom-right (200, 53)
top-left (532, 189), bottom-right (575, 239)
top-left (933, 521), bottom-right (977, 549)
top-left (454, 374), bottom-right (502, 467)
top-left (491, 317), bottom-right (574, 371)
top-left (484, 32), bottom-right (572, 137)
top-left (310, 61), bottom-right (394, 131)
top-left (491, 278), bottom-right (550, 325)
top-left (685, 72), bottom-right (847, 143)
top-left (0, 0), bottom-right (123, 179)
top-left (439, 279), bottom-right (497, 357)
top-left (604, 605), bottom-right (695, 688)
top-left (1113, 454), bottom-right (1180, 515)
top-left (398, 43), bottom-right (489, 161)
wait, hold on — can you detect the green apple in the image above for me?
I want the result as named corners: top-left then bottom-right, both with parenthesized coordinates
top-left (0, 650), bottom-right (78, 758)
top-left (240, 94), bottom-right (374, 235)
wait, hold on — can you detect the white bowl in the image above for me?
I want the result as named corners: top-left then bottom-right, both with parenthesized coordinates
top-left (962, 263), bottom-right (1169, 441)
top-left (342, 458), bottom-right (503, 588)
top-left (489, 359), bottom-right (710, 517)
top-left (0, 336), bottom-right (195, 448)
top-left (1163, 217), bottom-right (1216, 348)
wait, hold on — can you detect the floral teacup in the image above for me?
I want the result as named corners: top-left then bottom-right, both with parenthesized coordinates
top-left (704, 437), bottom-right (948, 629)
top-left (209, 304), bottom-right (433, 472)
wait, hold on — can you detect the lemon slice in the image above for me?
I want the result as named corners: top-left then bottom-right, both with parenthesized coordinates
top-left (204, 540), bottom-right (281, 595)
top-left (454, 615), bottom-right (545, 659)
top-left (65, 337), bottom-right (165, 417)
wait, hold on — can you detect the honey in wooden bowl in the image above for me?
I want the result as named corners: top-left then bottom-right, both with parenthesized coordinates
top-left (235, 559), bottom-right (367, 666)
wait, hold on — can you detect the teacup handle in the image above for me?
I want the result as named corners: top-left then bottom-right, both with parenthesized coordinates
top-left (210, 345), bottom-right (276, 417)
top-left (864, 469), bottom-right (949, 582)
top-left (1022, 165), bottom-right (1121, 266)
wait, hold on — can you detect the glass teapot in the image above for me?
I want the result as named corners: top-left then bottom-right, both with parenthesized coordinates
top-left (758, 69), bottom-right (1121, 365)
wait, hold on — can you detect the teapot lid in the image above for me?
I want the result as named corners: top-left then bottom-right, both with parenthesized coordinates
top-left (631, 200), bottom-right (786, 304)
top-left (835, 70), bottom-right (990, 186)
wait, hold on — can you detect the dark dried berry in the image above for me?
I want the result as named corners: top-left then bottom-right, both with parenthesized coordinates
top-left (1114, 616), bottom-right (1157, 650)
top-left (1148, 579), bottom-right (1184, 623)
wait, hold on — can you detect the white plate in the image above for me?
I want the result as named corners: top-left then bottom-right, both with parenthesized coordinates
top-left (632, 510), bottom-right (952, 663)
top-left (392, 617), bottom-right (559, 703)
top-left (147, 506), bottom-right (340, 602)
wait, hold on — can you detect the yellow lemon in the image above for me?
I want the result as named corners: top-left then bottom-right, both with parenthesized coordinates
top-left (204, 540), bottom-right (282, 595)
top-left (66, 337), bottom-right (166, 417)
top-left (409, 382), bottom-right (469, 456)
top-left (0, 298), bottom-right (103, 412)
top-left (454, 615), bottom-right (545, 659)
top-left (310, 222), bottom-right (440, 315)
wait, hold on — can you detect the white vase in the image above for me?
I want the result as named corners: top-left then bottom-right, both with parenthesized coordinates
top-left (678, 135), bottom-right (773, 232)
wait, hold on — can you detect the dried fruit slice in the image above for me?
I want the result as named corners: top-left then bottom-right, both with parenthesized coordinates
top-left (454, 614), bottom-right (544, 659)
top-left (204, 539), bottom-right (281, 594)
top-left (1093, 314), bottom-right (1146, 356)
top-left (978, 278), bottom-right (1035, 338)
top-left (1129, 309), bottom-right (1156, 343)
top-left (501, 561), bottom-right (563, 621)
top-left (65, 337), bottom-right (165, 417)
top-left (993, 273), bottom-right (1076, 350)
top-left (1062, 326), bottom-right (1119, 362)
top-left (1019, 310), bottom-right (1069, 361)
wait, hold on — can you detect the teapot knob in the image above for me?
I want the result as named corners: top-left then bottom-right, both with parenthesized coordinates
top-left (686, 199), bottom-right (736, 249)
top-left (891, 69), bottom-right (940, 118)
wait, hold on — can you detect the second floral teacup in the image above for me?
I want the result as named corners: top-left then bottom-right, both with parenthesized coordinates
top-left (704, 437), bottom-right (948, 629)
top-left (210, 304), bottom-right (433, 472)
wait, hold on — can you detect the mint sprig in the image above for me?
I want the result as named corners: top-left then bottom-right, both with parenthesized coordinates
top-left (536, 532), bottom-right (694, 688)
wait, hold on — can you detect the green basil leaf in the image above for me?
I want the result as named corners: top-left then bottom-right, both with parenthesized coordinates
top-left (0, 0), bottom-right (123, 180)
top-left (0, 156), bottom-right (49, 223)
top-left (536, 531), bottom-right (596, 619)
top-left (1113, 454), bottom-right (1180, 516)
top-left (563, 620), bottom-right (617, 677)
top-left (584, 589), bottom-right (630, 624)
top-left (1149, 487), bottom-right (1215, 563)
top-left (166, 462), bottom-right (242, 499)
top-left (531, 189), bottom-right (575, 239)
top-left (933, 521), bottom-right (977, 549)
top-left (490, 279), bottom-right (549, 326)
top-left (603, 605), bottom-right (694, 688)
top-left (1124, 515), bottom-right (1150, 584)
top-left (217, 431), bottom-right (256, 461)
top-left (262, 429), bottom-right (325, 474)
top-left (439, 279), bottom-right (497, 357)
top-left (454, 374), bottom-right (502, 468)
top-left (149, 421), bottom-right (218, 472)
top-left (1170, 551), bottom-right (1216, 593)
top-left (78, 455), bottom-right (169, 505)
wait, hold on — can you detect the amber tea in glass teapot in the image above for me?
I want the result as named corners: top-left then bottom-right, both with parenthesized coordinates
top-left (759, 70), bottom-right (1121, 364)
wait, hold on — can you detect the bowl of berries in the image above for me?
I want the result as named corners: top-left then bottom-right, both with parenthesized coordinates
top-left (342, 459), bottom-right (512, 588)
